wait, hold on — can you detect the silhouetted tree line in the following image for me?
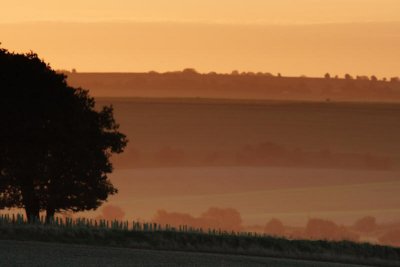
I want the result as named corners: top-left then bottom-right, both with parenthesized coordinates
top-left (0, 48), bottom-right (127, 222)
top-left (65, 69), bottom-right (400, 101)
top-left (137, 69), bottom-right (399, 81)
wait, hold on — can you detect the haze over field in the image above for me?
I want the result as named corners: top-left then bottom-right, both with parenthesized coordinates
top-left (77, 98), bottom-right (400, 245)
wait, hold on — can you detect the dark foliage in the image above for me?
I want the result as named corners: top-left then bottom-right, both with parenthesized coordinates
top-left (0, 48), bottom-right (127, 221)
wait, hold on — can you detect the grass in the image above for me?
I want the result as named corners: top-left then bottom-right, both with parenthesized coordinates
top-left (0, 214), bottom-right (399, 266)
top-left (0, 240), bottom-right (368, 267)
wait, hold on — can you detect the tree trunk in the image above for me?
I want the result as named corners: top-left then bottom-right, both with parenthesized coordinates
top-left (21, 182), bottom-right (40, 223)
top-left (45, 207), bottom-right (55, 223)
top-left (24, 203), bottom-right (40, 223)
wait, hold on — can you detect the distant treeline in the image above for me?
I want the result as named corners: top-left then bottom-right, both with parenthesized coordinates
top-left (64, 69), bottom-right (400, 102)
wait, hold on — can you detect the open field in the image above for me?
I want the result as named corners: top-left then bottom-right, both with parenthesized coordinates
top-left (0, 240), bottom-right (369, 267)
top-left (0, 218), bottom-right (399, 267)
top-left (85, 98), bottom-right (400, 226)
top-left (101, 98), bottom-right (400, 168)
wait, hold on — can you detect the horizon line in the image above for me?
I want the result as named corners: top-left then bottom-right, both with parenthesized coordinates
top-left (60, 70), bottom-right (399, 80)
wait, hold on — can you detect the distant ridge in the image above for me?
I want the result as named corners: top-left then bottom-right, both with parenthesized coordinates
top-left (65, 71), bottom-right (400, 102)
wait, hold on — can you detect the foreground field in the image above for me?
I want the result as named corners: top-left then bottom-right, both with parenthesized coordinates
top-left (0, 240), bottom-right (369, 267)
top-left (0, 219), bottom-right (398, 266)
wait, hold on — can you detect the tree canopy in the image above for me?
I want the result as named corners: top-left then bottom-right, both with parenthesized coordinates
top-left (0, 48), bottom-right (127, 221)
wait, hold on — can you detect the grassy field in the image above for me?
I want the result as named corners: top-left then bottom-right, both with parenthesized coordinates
top-left (0, 217), bottom-right (399, 267)
top-left (0, 240), bottom-right (370, 267)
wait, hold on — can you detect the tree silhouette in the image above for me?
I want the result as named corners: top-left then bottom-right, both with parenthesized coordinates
top-left (344, 73), bottom-right (353, 80)
top-left (0, 48), bottom-right (127, 222)
top-left (264, 218), bottom-right (285, 237)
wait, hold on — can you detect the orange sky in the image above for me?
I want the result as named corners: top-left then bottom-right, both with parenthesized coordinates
top-left (1, 0), bottom-right (399, 76)
top-left (2, 0), bottom-right (400, 24)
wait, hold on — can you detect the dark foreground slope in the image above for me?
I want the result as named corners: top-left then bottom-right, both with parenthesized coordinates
top-left (0, 222), bottom-right (399, 267)
top-left (0, 240), bottom-right (367, 267)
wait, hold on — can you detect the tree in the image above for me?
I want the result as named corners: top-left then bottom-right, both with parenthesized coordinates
top-left (0, 48), bottom-right (127, 222)
top-left (182, 68), bottom-right (198, 75)
top-left (356, 75), bottom-right (369, 81)
top-left (344, 73), bottom-right (353, 80)
top-left (264, 218), bottom-right (285, 237)
top-left (324, 73), bottom-right (331, 79)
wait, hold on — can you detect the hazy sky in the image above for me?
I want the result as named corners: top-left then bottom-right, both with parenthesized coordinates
top-left (2, 0), bottom-right (400, 24)
top-left (1, 0), bottom-right (400, 76)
